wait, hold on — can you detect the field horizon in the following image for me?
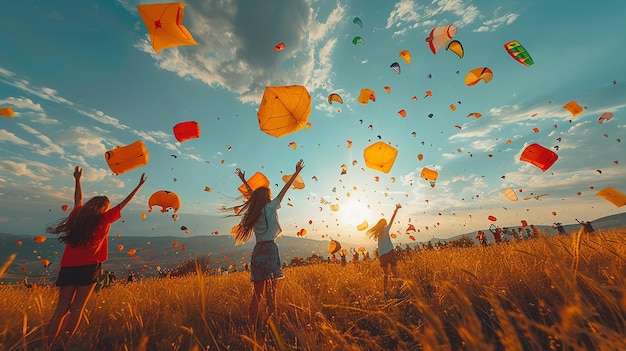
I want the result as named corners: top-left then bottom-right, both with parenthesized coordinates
top-left (2, 227), bottom-right (626, 350)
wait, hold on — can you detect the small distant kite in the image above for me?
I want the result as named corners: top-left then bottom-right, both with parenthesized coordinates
top-left (504, 40), bottom-right (534, 66)
top-left (390, 62), bottom-right (401, 74)
top-left (353, 17), bottom-right (363, 28)
top-left (328, 93), bottom-right (343, 105)
top-left (465, 67), bottom-right (493, 86)
top-left (352, 36), bottom-right (366, 45)
top-left (273, 42), bottom-right (285, 51)
top-left (399, 50), bottom-right (411, 64)
top-left (445, 40), bottom-right (464, 58)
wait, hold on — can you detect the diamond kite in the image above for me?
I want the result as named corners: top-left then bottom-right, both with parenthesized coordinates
top-left (137, 2), bottom-right (198, 54)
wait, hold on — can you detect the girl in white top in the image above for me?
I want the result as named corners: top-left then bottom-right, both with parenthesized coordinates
top-left (234, 159), bottom-right (304, 327)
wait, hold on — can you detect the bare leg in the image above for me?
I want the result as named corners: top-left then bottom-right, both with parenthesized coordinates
top-left (58, 283), bottom-right (96, 337)
top-left (46, 285), bottom-right (77, 346)
top-left (249, 280), bottom-right (266, 327)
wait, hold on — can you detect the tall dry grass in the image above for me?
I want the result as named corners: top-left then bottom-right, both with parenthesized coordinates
top-left (1, 229), bottom-right (625, 350)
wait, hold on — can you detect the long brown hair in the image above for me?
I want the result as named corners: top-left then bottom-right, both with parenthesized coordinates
top-left (366, 219), bottom-right (387, 240)
top-left (233, 187), bottom-right (271, 245)
top-left (47, 196), bottom-right (110, 247)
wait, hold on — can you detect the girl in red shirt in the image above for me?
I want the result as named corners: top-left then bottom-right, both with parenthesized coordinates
top-left (45, 166), bottom-right (146, 347)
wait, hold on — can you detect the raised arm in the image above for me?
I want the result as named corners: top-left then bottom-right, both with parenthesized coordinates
top-left (235, 168), bottom-right (252, 193)
top-left (277, 159), bottom-right (305, 202)
top-left (118, 173), bottom-right (147, 210)
top-left (388, 203), bottom-right (401, 225)
top-left (73, 166), bottom-right (83, 208)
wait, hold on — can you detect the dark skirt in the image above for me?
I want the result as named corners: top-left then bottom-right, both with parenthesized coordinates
top-left (55, 263), bottom-right (102, 286)
top-left (250, 241), bottom-right (284, 282)
top-left (379, 250), bottom-right (398, 267)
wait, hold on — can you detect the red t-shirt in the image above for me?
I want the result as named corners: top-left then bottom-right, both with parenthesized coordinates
top-left (60, 205), bottom-right (121, 267)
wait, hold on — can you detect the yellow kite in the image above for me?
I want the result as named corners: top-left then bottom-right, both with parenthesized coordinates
top-left (257, 85), bottom-right (311, 138)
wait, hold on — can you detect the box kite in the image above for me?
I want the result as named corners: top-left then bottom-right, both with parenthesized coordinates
top-left (173, 121), bottom-right (200, 142)
top-left (137, 2), bottom-right (198, 54)
top-left (364, 142), bottom-right (398, 174)
top-left (520, 143), bottom-right (558, 172)
top-left (420, 167), bottom-right (439, 188)
top-left (148, 190), bottom-right (180, 213)
top-left (238, 172), bottom-right (270, 199)
top-left (105, 140), bottom-right (149, 175)
top-left (0, 106), bottom-right (14, 117)
top-left (257, 85), bottom-right (311, 138)
top-left (596, 187), bottom-right (626, 207)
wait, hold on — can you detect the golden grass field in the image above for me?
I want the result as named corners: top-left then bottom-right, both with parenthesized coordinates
top-left (1, 228), bottom-right (625, 351)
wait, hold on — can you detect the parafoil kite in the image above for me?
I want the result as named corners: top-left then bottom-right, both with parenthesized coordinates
top-left (520, 143), bottom-right (558, 172)
top-left (364, 142), bottom-right (398, 174)
top-left (598, 112), bottom-right (613, 124)
top-left (352, 36), bottom-right (366, 45)
top-left (445, 40), bottom-right (464, 58)
top-left (464, 67), bottom-right (493, 86)
top-left (384, 86), bottom-right (391, 93)
top-left (257, 85), bottom-right (311, 138)
top-left (288, 141), bottom-right (297, 150)
top-left (504, 40), bottom-right (534, 66)
top-left (238, 172), bottom-right (270, 199)
top-left (399, 50), bottom-right (411, 64)
top-left (148, 190), bottom-right (181, 213)
top-left (353, 17), bottom-right (363, 28)
top-left (417, 153), bottom-right (424, 161)
top-left (420, 167), bottom-right (438, 188)
top-left (357, 88), bottom-right (376, 104)
top-left (488, 215), bottom-right (497, 222)
top-left (136, 2), bottom-right (198, 54)
top-left (398, 110), bottom-right (406, 117)
top-left (104, 140), bottom-right (149, 175)
top-left (42, 259), bottom-right (50, 268)
top-left (328, 93), bottom-right (343, 105)
top-left (467, 112), bottom-right (482, 118)
top-left (390, 62), bottom-right (401, 74)
top-left (0, 106), bottom-right (14, 117)
top-left (173, 121), bottom-right (200, 142)
top-left (330, 204), bottom-right (339, 211)
top-left (273, 42), bottom-right (285, 51)
top-left (426, 25), bottom-right (457, 54)
top-left (596, 187), bottom-right (626, 207)
top-left (329, 239), bottom-right (342, 254)
top-left (282, 173), bottom-right (305, 189)
top-left (504, 187), bottom-right (518, 201)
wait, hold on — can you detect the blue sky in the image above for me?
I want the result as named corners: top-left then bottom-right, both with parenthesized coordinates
top-left (1, 0), bottom-right (625, 246)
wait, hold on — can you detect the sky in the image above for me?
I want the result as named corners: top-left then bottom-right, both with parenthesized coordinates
top-left (1, 0), bottom-right (625, 246)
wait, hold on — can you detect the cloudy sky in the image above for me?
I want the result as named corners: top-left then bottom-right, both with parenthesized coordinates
top-left (1, 0), bottom-right (625, 246)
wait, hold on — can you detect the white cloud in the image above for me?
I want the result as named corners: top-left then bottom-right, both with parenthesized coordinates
top-left (0, 160), bottom-right (53, 181)
top-left (18, 123), bottom-right (65, 156)
top-left (130, 0), bottom-right (345, 104)
top-left (0, 130), bottom-right (30, 145)
top-left (473, 12), bottom-right (519, 32)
